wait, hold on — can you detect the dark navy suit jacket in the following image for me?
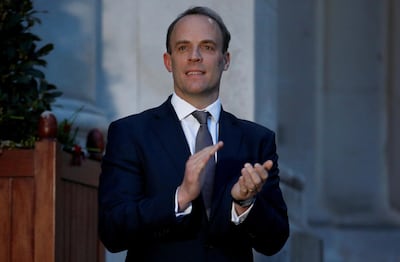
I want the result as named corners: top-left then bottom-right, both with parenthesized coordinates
top-left (98, 96), bottom-right (289, 261)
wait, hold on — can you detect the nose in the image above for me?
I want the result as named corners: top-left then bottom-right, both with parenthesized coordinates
top-left (188, 47), bottom-right (202, 62)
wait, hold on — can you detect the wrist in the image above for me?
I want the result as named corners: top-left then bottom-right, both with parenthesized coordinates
top-left (177, 186), bottom-right (191, 211)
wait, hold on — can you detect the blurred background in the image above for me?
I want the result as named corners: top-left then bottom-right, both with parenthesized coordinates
top-left (32, 0), bottom-right (400, 261)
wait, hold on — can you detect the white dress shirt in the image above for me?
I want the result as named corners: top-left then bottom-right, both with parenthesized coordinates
top-left (171, 93), bottom-right (252, 224)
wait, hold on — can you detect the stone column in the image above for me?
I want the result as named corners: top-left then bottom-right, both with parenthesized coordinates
top-left (314, 0), bottom-right (399, 225)
top-left (387, 0), bottom-right (400, 214)
top-left (255, 0), bottom-right (278, 131)
top-left (273, 0), bottom-right (323, 261)
top-left (312, 0), bottom-right (400, 260)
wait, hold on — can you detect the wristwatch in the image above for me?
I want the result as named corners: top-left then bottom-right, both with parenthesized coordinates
top-left (232, 197), bottom-right (256, 207)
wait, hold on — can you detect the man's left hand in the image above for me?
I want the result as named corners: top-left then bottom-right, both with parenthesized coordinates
top-left (231, 160), bottom-right (272, 201)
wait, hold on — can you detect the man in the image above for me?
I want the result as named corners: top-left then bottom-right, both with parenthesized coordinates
top-left (98, 6), bottom-right (289, 262)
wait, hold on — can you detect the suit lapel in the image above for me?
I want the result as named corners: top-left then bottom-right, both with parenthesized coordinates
top-left (217, 110), bottom-right (243, 168)
top-left (150, 98), bottom-right (191, 180)
top-left (211, 110), bottom-right (243, 217)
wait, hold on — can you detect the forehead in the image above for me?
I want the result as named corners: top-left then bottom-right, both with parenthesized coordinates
top-left (171, 14), bottom-right (223, 43)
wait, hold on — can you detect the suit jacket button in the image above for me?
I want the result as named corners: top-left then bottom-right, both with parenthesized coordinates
top-left (205, 243), bottom-right (214, 249)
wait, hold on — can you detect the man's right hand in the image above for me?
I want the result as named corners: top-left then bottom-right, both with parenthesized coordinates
top-left (177, 141), bottom-right (224, 211)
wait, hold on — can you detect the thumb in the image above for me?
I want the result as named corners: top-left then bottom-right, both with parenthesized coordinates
top-left (263, 160), bottom-right (273, 171)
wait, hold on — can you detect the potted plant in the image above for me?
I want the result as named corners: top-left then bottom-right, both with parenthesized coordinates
top-left (0, 0), bottom-right (62, 149)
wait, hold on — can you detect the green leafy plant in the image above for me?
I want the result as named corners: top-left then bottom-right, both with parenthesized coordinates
top-left (57, 106), bottom-right (84, 151)
top-left (0, 0), bottom-right (62, 148)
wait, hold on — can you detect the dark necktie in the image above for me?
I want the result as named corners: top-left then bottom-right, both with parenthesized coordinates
top-left (192, 110), bottom-right (215, 217)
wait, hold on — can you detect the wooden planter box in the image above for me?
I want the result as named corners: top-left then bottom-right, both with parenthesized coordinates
top-left (0, 140), bottom-right (105, 262)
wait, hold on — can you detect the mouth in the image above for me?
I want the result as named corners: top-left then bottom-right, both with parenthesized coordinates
top-left (185, 70), bottom-right (205, 76)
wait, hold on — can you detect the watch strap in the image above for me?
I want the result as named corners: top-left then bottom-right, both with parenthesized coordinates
top-left (232, 197), bottom-right (255, 207)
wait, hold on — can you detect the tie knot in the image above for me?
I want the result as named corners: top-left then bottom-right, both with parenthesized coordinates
top-left (192, 110), bottom-right (210, 125)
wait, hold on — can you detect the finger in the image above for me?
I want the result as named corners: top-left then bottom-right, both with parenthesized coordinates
top-left (263, 160), bottom-right (273, 171)
top-left (242, 164), bottom-right (258, 192)
top-left (254, 163), bottom-right (268, 181)
top-left (191, 142), bottom-right (223, 163)
top-left (196, 141), bottom-right (223, 159)
top-left (199, 142), bottom-right (224, 165)
top-left (244, 163), bottom-right (270, 193)
top-left (238, 176), bottom-right (248, 194)
top-left (186, 142), bottom-right (224, 182)
top-left (245, 163), bottom-right (262, 183)
top-left (209, 141), bottom-right (224, 156)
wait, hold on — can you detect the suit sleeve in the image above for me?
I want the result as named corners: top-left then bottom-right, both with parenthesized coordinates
top-left (98, 120), bottom-right (179, 252)
top-left (239, 132), bottom-right (290, 256)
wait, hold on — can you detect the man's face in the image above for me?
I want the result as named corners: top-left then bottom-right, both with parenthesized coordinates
top-left (163, 14), bottom-right (230, 107)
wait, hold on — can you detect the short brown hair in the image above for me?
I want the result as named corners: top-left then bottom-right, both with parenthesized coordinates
top-left (165, 6), bottom-right (231, 54)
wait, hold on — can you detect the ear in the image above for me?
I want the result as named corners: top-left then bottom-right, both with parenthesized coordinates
top-left (163, 52), bottom-right (172, 72)
top-left (223, 52), bottom-right (230, 71)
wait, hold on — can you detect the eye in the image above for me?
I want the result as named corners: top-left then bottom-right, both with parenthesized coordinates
top-left (202, 44), bottom-right (215, 51)
top-left (177, 45), bottom-right (187, 52)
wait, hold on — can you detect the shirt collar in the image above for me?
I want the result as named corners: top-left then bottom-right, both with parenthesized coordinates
top-left (171, 92), bottom-right (221, 122)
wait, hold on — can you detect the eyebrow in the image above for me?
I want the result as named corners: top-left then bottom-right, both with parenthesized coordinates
top-left (200, 40), bottom-right (217, 46)
top-left (174, 40), bottom-right (190, 47)
top-left (174, 39), bottom-right (217, 47)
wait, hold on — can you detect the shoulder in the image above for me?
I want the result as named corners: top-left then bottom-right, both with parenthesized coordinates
top-left (221, 110), bottom-right (276, 137)
top-left (109, 98), bottom-right (172, 130)
top-left (111, 107), bottom-right (157, 126)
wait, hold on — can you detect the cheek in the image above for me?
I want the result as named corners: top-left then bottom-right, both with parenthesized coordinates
top-left (171, 58), bottom-right (185, 70)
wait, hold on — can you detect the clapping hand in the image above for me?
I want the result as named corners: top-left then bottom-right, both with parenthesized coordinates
top-left (231, 160), bottom-right (272, 202)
